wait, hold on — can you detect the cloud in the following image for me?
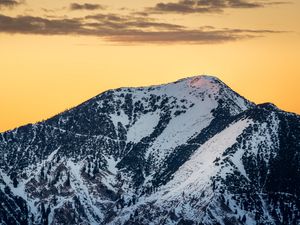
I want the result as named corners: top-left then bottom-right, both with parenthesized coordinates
top-left (0, 14), bottom-right (83, 35)
top-left (145, 0), bottom-right (289, 14)
top-left (0, 13), bottom-right (283, 44)
top-left (85, 13), bottom-right (184, 30)
top-left (70, 3), bottom-right (104, 11)
top-left (0, 0), bottom-right (21, 8)
top-left (105, 28), bottom-right (282, 44)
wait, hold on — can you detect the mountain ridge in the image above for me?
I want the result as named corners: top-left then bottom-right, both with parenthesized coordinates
top-left (0, 75), bottom-right (299, 225)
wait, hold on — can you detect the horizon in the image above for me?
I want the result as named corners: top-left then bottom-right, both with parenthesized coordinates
top-left (0, 0), bottom-right (299, 132)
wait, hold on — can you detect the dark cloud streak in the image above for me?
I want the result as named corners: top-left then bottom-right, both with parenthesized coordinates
top-left (0, 13), bottom-right (283, 44)
top-left (145, 0), bottom-right (289, 14)
top-left (0, 0), bottom-right (21, 8)
top-left (70, 3), bottom-right (104, 11)
top-left (85, 13), bottom-right (184, 30)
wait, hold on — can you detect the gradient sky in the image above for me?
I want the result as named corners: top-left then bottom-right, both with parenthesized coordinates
top-left (0, 0), bottom-right (299, 132)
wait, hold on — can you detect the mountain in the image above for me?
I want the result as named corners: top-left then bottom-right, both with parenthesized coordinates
top-left (0, 75), bottom-right (299, 225)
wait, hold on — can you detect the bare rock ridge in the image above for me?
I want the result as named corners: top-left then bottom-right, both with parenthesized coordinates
top-left (0, 75), bottom-right (299, 225)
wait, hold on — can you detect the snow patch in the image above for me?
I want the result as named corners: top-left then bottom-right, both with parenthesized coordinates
top-left (160, 119), bottom-right (253, 200)
top-left (126, 113), bottom-right (160, 143)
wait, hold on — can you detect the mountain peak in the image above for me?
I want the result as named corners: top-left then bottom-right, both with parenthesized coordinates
top-left (146, 74), bottom-right (226, 101)
top-left (175, 74), bottom-right (221, 86)
top-left (187, 75), bottom-right (220, 88)
top-left (0, 74), bottom-right (299, 225)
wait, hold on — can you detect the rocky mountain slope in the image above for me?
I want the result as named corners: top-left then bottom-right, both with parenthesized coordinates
top-left (0, 75), bottom-right (299, 225)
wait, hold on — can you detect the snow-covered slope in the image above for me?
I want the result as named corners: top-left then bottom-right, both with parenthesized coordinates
top-left (0, 75), bottom-right (299, 225)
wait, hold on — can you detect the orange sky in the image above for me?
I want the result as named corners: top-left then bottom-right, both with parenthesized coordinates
top-left (0, 0), bottom-right (299, 132)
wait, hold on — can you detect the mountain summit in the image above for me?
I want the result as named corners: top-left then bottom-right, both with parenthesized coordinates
top-left (0, 75), bottom-right (299, 225)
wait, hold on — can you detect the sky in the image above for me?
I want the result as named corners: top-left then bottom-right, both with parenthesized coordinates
top-left (0, 0), bottom-right (299, 132)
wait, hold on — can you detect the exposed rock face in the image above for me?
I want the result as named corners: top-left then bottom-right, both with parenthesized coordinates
top-left (0, 75), bottom-right (299, 225)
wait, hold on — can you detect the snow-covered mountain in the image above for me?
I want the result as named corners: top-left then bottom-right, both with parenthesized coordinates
top-left (0, 75), bottom-right (299, 225)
